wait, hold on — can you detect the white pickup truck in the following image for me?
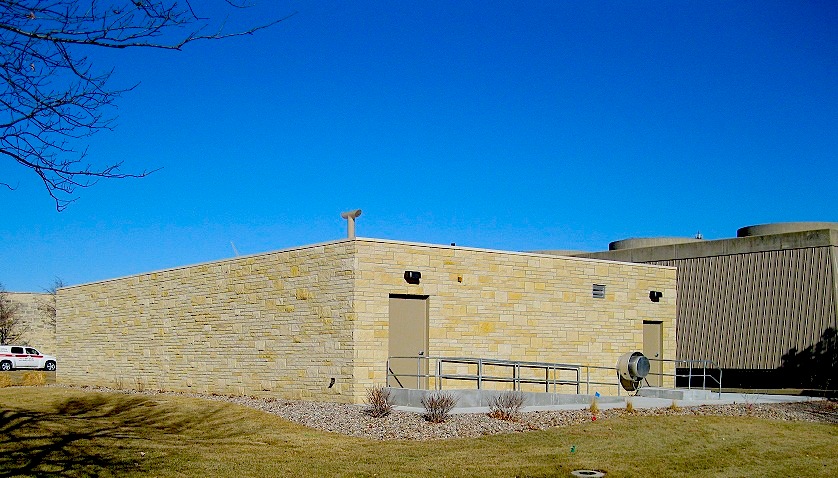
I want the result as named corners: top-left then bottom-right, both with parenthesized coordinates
top-left (0, 345), bottom-right (57, 371)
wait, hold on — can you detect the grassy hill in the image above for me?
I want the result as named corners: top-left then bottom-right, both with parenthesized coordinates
top-left (0, 387), bottom-right (835, 477)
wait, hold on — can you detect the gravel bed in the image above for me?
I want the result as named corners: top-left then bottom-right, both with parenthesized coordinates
top-left (52, 385), bottom-right (838, 441)
top-left (219, 398), bottom-right (837, 441)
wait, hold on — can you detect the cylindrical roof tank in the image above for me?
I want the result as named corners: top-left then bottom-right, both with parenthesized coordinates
top-left (737, 222), bottom-right (838, 237)
top-left (609, 237), bottom-right (703, 251)
top-left (529, 250), bottom-right (588, 256)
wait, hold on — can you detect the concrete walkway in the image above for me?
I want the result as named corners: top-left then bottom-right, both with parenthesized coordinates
top-left (392, 388), bottom-right (823, 415)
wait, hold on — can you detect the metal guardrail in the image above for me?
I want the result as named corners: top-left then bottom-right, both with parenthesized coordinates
top-left (438, 357), bottom-right (582, 394)
top-left (387, 355), bottom-right (622, 395)
top-left (646, 358), bottom-right (723, 394)
top-left (580, 363), bottom-right (629, 395)
top-left (386, 355), bottom-right (723, 397)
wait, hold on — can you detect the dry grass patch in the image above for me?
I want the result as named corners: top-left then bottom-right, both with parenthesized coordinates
top-left (0, 387), bottom-right (835, 477)
top-left (0, 371), bottom-right (53, 388)
top-left (21, 372), bottom-right (46, 386)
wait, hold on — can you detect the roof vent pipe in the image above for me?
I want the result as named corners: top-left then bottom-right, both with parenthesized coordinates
top-left (340, 209), bottom-right (362, 239)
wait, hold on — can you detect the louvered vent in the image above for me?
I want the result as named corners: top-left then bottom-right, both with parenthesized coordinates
top-left (592, 284), bottom-right (606, 299)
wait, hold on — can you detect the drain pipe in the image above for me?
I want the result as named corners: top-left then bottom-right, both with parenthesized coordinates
top-left (340, 209), bottom-right (362, 239)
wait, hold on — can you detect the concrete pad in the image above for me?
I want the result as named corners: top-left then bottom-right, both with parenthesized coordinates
top-left (388, 388), bottom-right (622, 409)
top-left (638, 387), bottom-right (717, 401)
top-left (388, 387), bottom-right (824, 415)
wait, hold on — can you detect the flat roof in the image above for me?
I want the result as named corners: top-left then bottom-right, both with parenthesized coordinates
top-left (61, 237), bottom-right (675, 290)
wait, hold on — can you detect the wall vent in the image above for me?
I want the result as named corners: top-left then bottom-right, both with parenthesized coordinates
top-left (592, 284), bottom-right (606, 299)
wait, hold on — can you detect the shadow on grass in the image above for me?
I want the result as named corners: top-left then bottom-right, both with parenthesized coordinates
top-left (0, 393), bottom-right (234, 477)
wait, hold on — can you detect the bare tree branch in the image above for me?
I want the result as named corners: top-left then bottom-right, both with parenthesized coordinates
top-left (36, 276), bottom-right (63, 332)
top-left (0, 283), bottom-right (26, 345)
top-left (1, 1), bottom-right (295, 211)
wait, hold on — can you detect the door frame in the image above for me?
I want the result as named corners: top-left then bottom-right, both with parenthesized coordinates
top-left (643, 320), bottom-right (664, 387)
top-left (388, 294), bottom-right (430, 389)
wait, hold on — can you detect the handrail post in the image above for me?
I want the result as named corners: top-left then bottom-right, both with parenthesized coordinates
top-left (417, 356), bottom-right (421, 389)
top-left (477, 358), bottom-right (483, 390)
top-left (549, 365), bottom-right (554, 394)
top-left (702, 362), bottom-right (707, 390)
top-left (513, 363), bottom-right (518, 391)
top-left (545, 366), bottom-right (550, 393)
top-left (386, 358), bottom-right (390, 387)
top-left (436, 359), bottom-right (442, 390)
top-left (688, 360), bottom-right (693, 390)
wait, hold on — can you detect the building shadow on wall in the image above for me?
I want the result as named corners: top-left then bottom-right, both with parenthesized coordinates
top-left (0, 393), bottom-right (234, 476)
top-left (780, 327), bottom-right (837, 394)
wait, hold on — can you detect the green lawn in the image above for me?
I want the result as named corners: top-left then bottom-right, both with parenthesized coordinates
top-left (0, 387), bottom-right (835, 477)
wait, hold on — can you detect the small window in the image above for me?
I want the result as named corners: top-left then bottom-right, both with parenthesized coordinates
top-left (26, 348), bottom-right (38, 355)
top-left (592, 284), bottom-right (606, 299)
top-left (10, 347), bottom-right (24, 354)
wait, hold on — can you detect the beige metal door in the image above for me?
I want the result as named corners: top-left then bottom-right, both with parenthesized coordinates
top-left (388, 295), bottom-right (429, 389)
top-left (643, 321), bottom-right (664, 387)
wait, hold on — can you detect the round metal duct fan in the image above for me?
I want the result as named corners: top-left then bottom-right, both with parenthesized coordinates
top-left (616, 351), bottom-right (651, 391)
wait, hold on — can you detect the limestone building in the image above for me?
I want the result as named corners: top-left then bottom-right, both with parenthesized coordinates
top-left (56, 238), bottom-right (676, 403)
top-left (3, 292), bottom-right (55, 353)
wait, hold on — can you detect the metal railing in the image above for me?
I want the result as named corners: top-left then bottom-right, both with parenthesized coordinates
top-left (386, 355), bottom-right (723, 397)
top-left (580, 363), bottom-right (630, 395)
top-left (645, 358), bottom-right (723, 394)
top-left (437, 357), bottom-right (582, 394)
top-left (387, 355), bottom-right (623, 395)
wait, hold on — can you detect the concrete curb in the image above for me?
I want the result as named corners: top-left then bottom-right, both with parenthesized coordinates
top-left (389, 388), bottom-right (824, 415)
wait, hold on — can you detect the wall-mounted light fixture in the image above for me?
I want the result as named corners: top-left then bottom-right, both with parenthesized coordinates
top-left (649, 291), bottom-right (663, 302)
top-left (404, 271), bottom-right (421, 284)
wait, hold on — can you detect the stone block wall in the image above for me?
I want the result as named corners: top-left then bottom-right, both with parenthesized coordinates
top-left (352, 239), bottom-right (677, 395)
top-left (57, 241), bottom-right (358, 401)
top-left (5, 292), bottom-right (55, 353)
top-left (56, 238), bottom-right (676, 403)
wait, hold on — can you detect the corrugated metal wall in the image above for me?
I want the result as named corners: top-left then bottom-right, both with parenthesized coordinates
top-left (651, 246), bottom-right (837, 370)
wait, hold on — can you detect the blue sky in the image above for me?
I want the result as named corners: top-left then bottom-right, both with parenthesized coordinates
top-left (2, 0), bottom-right (836, 292)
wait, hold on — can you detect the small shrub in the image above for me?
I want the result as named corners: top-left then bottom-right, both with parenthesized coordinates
top-left (488, 391), bottom-right (526, 421)
top-left (625, 399), bottom-right (636, 414)
top-left (589, 398), bottom-right (600, 415)
top-left (669, 400), bottom-right (680, 411)
top-left (421, 391), bottom-right (458, 423)
top-left (364, 386), bottom-right (393, 418)
top-left (114, 377), bottom-right (124, 390)
top-left (0, 374), bottom-right (12, 388)
top-left (135, 378), bottom-right (145, 392)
